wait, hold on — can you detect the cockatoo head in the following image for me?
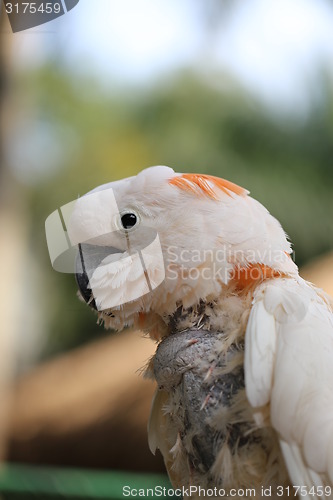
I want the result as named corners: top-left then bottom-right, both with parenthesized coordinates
top-left (67, 166), bottom-right (297, 334)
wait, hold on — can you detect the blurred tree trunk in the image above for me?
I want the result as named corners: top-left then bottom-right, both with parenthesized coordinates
top-left (0, 7), bottom-right (11, 460)
top-left (0, 3), bottom-right (12, 185)
top-left (0, 8), bottom-right (6, 173)
top-left (0, 10), bottom-right (22, 461)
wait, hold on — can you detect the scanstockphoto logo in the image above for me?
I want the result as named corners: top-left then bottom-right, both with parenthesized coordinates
top-left (45, 188), bottom-right (166, 312)
top-left (1, 0), bottom-right (80, 32)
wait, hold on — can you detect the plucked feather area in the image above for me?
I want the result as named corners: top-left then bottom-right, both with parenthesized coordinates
top-left (67, 165), bottom-right (298, 334)
top-left (146, 301), bottom-right (290, 496)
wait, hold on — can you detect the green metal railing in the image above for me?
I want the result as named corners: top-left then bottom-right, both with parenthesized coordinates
top-left (0, 464), bottom-right (176, 499)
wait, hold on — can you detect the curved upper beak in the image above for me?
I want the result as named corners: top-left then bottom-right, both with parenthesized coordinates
top-left (75, 244), bottom-right (97, 310)
top-left (75, 243), bottom-right (121, 311)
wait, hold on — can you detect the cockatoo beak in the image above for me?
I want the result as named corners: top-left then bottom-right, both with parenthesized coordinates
top-left (75, 244), bottom-right (97, 310)
top-left (75, 243), bottom-right (123, 311)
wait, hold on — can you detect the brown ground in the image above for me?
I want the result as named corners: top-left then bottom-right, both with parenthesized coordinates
top-left (6, 330), bottom-right (165, 472)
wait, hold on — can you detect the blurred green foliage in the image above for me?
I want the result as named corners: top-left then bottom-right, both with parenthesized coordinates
top-left (0, 463), bottom-right (174, 499)
top-left (16, 64), bottom-right (333, 358)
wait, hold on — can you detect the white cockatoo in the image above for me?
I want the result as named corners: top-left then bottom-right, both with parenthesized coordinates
top-left (66, 166), bottom-right (333, 499)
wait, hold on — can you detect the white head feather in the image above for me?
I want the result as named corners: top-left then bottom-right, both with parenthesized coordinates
top-left (68, 166), bottom-right (298, 331)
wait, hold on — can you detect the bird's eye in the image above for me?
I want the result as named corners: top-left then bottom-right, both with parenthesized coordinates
top-left (120, 212), bottom-right (138, 230)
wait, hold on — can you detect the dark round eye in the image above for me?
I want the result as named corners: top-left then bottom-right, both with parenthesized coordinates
top-left (120, 212), bottom-right (137, 229)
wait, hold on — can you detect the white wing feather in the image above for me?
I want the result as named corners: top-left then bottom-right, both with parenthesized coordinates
top-left (244, 299), bottom-right (276, 407)
top-left (245, 278), bottom-right (333, 497)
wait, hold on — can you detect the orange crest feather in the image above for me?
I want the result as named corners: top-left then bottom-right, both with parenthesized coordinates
top-left (169, 173), bottom-right (247, 200)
